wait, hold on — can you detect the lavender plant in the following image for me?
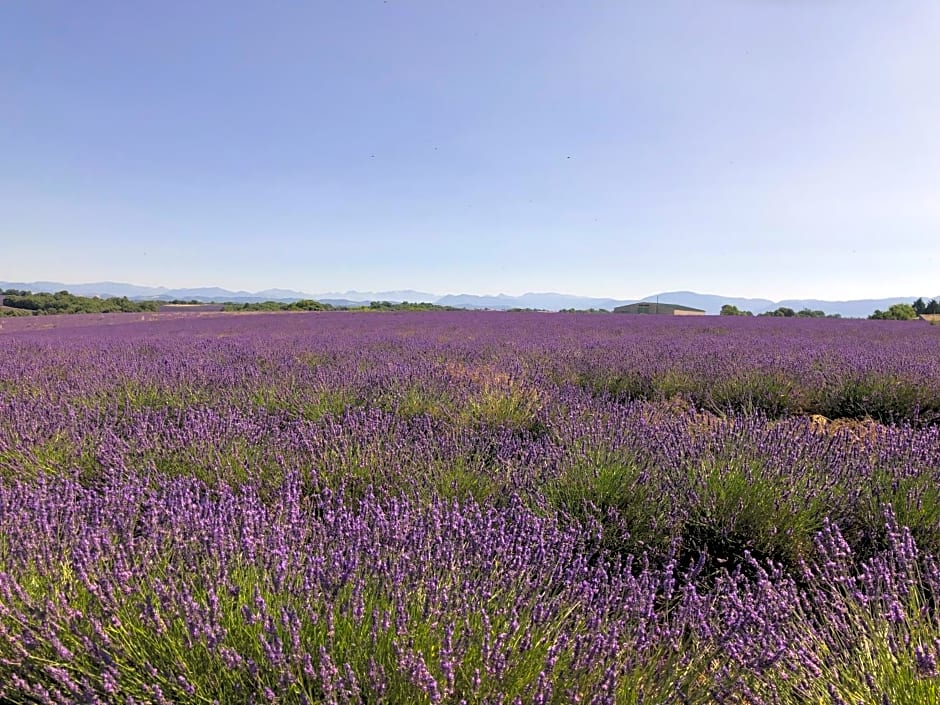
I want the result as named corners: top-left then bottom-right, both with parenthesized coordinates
top-left (1, 311), bottom-right (939, 702)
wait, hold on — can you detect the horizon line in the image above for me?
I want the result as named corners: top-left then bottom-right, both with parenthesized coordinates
top-left (2, 278), bottom-right (936, 305)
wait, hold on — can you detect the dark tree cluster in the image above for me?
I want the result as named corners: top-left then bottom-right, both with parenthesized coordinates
top-left (222, 300), bottom-right (336, 312)
top-left (362, 301), bottom-right (461, 311)
top-left (740, 306), bottom-right (842, 318)
top-left (913, 298), bottom-right (940, 315)
top-left (0, 290), bottom-right (159, 316)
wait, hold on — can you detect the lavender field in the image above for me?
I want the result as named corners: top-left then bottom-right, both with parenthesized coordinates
top-left (2, 311), bottom-right (940, 704)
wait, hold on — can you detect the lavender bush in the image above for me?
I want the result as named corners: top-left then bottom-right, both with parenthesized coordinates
top-left (1, 311), bottom-right (939, 703)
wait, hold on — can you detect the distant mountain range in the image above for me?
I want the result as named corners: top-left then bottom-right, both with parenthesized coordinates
top-left (1, 281), bottom-right (935, 318)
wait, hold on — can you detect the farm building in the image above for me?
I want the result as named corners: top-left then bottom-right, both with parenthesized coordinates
top-left (614, 302), bottom-right (706, 316)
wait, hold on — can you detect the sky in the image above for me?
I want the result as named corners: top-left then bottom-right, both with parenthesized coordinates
top-left (2, 1), bottom-right (938, 301)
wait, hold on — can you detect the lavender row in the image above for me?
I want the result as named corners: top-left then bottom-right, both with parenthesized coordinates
top-left (3, 389), bottom-right (940, 572)
top-left (2, 311), bottom-right (939, 572)
top-left (2, 311), bottom-right (940, 702)
top-left (3, 311), bottom-right (940, 422)
top-left (2, 471), bottom-right (939, 703)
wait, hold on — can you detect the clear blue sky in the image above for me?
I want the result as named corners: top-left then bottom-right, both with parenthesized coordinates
top-left (2, 1), bottom-right (938, 300)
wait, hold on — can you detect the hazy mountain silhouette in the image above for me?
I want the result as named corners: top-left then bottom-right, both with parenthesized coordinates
top-left (1, 281), bottom-right (934, 317)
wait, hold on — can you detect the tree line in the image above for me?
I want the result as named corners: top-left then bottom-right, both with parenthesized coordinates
top-left (0, 290), bottom-right (160, 316)
top-left (222, 300), bottom-right (461, 312)
top-left (720, 298), bottom-right (940, 320)
top-left (4, 288), bottom-right (936, 319)
top-left (222, 300), bottom-right (336, 312)
top-left (869, 298), bottom-right (940, 320)
top-left (720, 305), bottom-right (840, 318)
top-left (0, 290), bottom-right (465, 317)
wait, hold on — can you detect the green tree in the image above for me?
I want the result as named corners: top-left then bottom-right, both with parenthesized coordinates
top-left (720, 304), bottom-right (752, 316)
top-left (759, 307), bottom-right (796, 318)
top-left (795, 308), bottom-right (826, 318)
top-left (289, 299), bottom-right (333, 311)
top-left (869, 303), bottom-right (917, 320)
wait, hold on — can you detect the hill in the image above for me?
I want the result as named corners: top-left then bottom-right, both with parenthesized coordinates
top-left (2, 281), bottom-right (936, 317)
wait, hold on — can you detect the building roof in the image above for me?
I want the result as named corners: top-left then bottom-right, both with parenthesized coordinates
top-left (614, 302), bottom-right (706, 314)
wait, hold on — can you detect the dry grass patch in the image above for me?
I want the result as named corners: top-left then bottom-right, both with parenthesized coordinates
top-left (808, 414), bottom-right (887, 442)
